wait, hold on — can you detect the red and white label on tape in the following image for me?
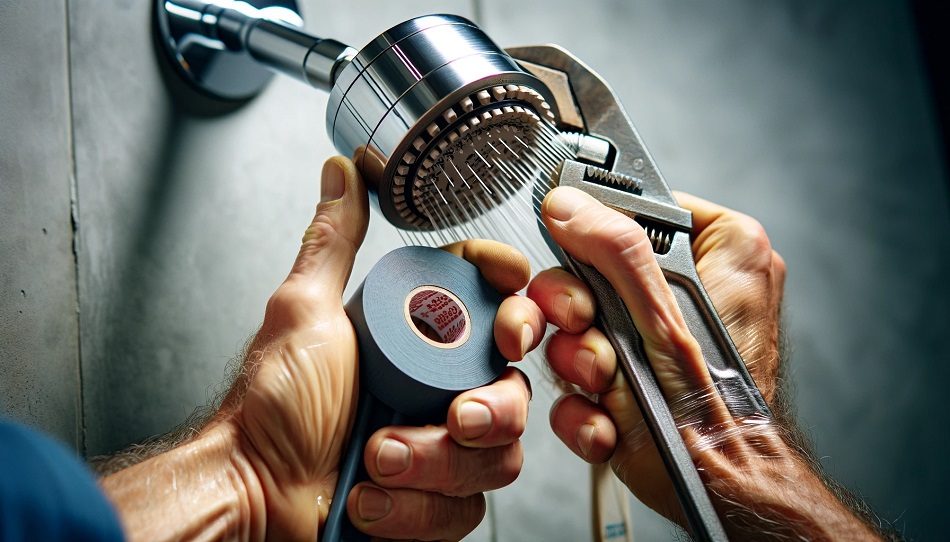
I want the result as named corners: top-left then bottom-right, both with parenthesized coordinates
top-left (405, 285), bottom-right (471, 348)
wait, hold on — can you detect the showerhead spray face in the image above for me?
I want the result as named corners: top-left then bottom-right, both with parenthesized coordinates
top-left (325, 14), bottom-right (561, 231)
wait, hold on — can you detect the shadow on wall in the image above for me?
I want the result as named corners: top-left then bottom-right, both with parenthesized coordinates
top-left (84, 9), bottom-right (240, 455)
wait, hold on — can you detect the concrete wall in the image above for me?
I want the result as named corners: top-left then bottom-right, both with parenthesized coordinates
top-left (1, 0), bottom-right (947, 539)
top-left (0, 0), bottom-right (81, 450)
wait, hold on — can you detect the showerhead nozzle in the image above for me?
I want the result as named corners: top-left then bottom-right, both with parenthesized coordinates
top-left (325, 14), bottom-right (561, 231)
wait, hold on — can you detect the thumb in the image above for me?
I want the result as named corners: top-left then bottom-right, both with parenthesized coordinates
top-left (286, 156), bottom-right (369, 300)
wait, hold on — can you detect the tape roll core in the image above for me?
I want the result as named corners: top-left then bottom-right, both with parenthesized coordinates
top-left (346, 246), bottom-right (507, 418)
top-left (404, 285), bottom-right (472, 348)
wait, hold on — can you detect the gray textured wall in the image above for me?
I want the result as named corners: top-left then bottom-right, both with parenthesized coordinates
top-left (0, 0), bottom-right (82, 449)
top-left (1, 1), bottom-right (948, 540)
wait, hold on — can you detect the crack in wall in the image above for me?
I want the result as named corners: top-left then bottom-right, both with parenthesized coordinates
top-left (63, 0), bottom-right (86, 457)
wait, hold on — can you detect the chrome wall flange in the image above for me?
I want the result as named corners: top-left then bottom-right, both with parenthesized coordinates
top-left (155, 0), bottom-right (304, 101)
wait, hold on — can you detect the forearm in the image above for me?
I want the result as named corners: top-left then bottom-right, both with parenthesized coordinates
top-left (100, 424), bottom-right (263, 542)
top-left (764, 363), bottom-right (900, 540)
top-left (780, 430), bottom-right (901, 541)
top-left (707, 449), bottom-right (880, 541)
top-left (688, 401), bottom-right (895, 542)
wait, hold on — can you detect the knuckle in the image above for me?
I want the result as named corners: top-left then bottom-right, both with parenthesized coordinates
top-left (645, 316), bottom-right (701, 364)
top-left (735, 216), bottom-right (773, 257)
top-left (735, 214), bottom-right (770, 244)
top-left (416, 494), bottom-right (486, 541)
top-left (586, 214), bottom-right (657, 273)
top-left (612, 228), bottom-right (656, 267)
top-left (448, 494), bottom-right (487, 539)
top-left (507, 404), bottom-right (528, 439)
top-left (265, 284), bottom-right (295, 315)
top-left (593, 215), bottom-right (646, 254)
top-left (296, 217), bottom-right (342, 268)
top-left (264, 280), bottom-right (327, 328)
top-left (300, 212), bottom-right (359, 261)
top-left (497, 443), bottom-right (524, 487)
top-left (417, 494), bottom-right (456, 535)
top-left (668, 324), bottom-right (703, 361)
top-left (771, 249), bottom-right (787, 276)
top-left (497, 377), bottom-right (530, 439)
top-left (509, 367), bottom-right (533, 402)
top-left (301, 215), bottom-right (337, 252)
top-left (441, 443), bottom-right (469, 497)
top-left (264, 283), bottom-right (308, 324)
top-left (469, 494), bottom-right (488, 529)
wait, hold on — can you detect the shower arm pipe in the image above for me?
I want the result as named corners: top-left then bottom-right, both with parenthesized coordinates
top-left (165, 0), bottom-right (356, 92)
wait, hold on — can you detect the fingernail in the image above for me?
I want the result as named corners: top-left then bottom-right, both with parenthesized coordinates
top-left (520, 323), bottom-right (534, 358)
top-left (459, 401), bottom-right (493, 440)
top-left (357, 486), bottom-right (392, 521)
top-left (578, 424), bottom-right (596, 458)
top-left (573, 348), bottom-right (597, 389)
top-left (545, 188), bottom-right (585, 221)
top-left (376, 438), bottom-right (411, 476)
top-left (553, 293), bottom-right (573, 329)
top-left (320, 160), bottom-right (345, 202)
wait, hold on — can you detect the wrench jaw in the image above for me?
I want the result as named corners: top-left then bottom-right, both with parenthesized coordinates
top-left (507, 44), bottom-right (678, 206)
top-left (551, 159), bottom-right (690, 255)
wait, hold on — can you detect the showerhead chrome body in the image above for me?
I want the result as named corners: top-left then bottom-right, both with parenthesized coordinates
top-left (158, 2), bottom-right (558, 230)
top-left (324, 14), bottom-right (559, 229)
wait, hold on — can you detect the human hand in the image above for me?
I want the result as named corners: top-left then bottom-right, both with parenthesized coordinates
top-left (102, 157), bottom-right (542, 542)
top-left (527, 187), bottom-right (878, 539)
top-left (344, 236), bottom-right (541, 540)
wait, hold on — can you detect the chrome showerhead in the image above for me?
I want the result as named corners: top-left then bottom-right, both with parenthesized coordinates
top-left (325, 14), bottom-right (560, 230)
top-left (157, 2), bottom-right (562, 230)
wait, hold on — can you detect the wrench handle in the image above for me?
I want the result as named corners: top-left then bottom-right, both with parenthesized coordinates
top-left (561, 252), bottom-right (728, 542)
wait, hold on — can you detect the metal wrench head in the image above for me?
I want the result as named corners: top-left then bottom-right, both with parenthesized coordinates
top-left (552, 159), bottom-right (692, 237)
top-left (508, 45), bottom-right (681, 208)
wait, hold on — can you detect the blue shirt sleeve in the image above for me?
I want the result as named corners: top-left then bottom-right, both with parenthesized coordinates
top-left (0, 419), bottom-right (124, 542)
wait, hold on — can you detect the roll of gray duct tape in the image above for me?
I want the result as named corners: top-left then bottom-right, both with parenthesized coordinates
top-left (345, 245), bottom-right (507, 419)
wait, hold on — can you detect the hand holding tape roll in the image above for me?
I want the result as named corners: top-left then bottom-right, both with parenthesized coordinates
top-left (96, 159), bottom-right (540, 542)
top-left (323, 245), bottom-right (512, 541)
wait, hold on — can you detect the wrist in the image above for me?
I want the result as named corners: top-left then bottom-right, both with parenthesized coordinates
top-left (707, 448), bottom-right (878, 541)
top-left (210, 421), bottom-right (269, 542)
top-left (222, 412), bottom-right (329, 541)
top-left (101, 423), bottom-right (263, 542)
